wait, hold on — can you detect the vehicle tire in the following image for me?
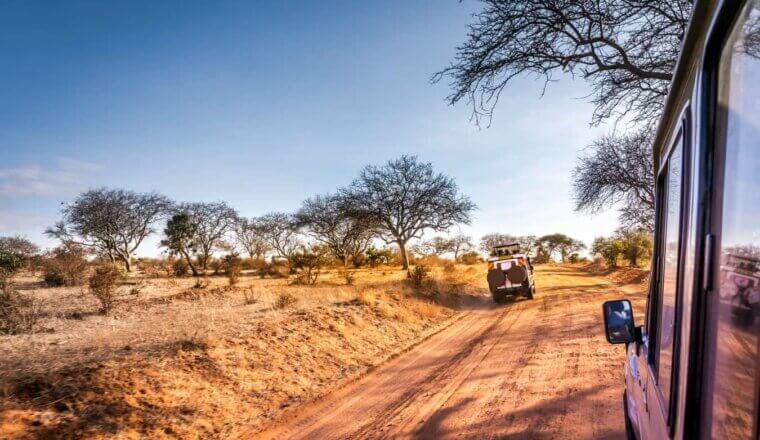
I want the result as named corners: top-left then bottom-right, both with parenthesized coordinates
top-left (487, 269), bottom-right (506, 292)
top-left (506, 265), bottom-right (528, 284)
top-left (623, 391), bottom-right (636, 440)
top-left (492, 291), bottom-right (507, 304)
top-left (524, 286), bottom-right (534, 300)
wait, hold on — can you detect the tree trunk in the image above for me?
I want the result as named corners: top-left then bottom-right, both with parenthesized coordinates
top-left (182, 250), bottom-right (199, 277)
top-left (124, 254), bottom-right (132, 272)
top-left (398, 240), bottom-right (409, 270)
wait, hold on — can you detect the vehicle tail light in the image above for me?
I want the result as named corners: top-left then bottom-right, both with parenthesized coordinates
top-left (488, 262), bottom-right (495, 270)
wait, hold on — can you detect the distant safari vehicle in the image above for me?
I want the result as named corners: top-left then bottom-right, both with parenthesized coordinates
top-left (601, 1), bottom-right (760, 438)
top-left (486, 243), bottom-right (535, 303)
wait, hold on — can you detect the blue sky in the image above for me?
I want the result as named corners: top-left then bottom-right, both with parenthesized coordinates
top-left (0, 0), bottom-right (618, 256)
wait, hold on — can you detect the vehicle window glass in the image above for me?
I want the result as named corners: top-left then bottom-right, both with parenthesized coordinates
top-left (656, 134), bottom-right (682, 410)
top-left (711, 2), bottom-right (760, 438)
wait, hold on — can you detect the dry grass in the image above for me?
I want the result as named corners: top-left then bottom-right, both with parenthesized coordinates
top-left (355, 290), bottom-right (376, 306)
top-left (0, 263), bottom-right (485, 439)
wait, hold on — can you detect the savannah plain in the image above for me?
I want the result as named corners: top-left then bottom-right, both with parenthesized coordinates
top-left (0, 258), bottom-right (648, 439)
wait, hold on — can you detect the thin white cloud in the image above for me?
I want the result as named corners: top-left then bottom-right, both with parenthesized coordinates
top-left (0, 158), bottom-right (102, 198)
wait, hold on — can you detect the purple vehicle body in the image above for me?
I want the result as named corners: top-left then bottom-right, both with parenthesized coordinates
top-left (602, 1), bottom-right (760, 438)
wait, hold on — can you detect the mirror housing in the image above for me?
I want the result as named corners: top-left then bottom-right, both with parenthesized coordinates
top-left (602, 299), bottom-right (636, 344)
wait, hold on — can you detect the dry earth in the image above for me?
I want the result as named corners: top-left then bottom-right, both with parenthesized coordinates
top-left (0, 263), bottom-right (646, 439)
top-left (0, 264), bottom-right (478, 439)
top-left (255, 264), bottom-right (647, 439)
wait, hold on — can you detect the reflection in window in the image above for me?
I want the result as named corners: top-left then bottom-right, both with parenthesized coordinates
top-left (711, 1), bottom-right (760, 438)
top-left (657, 136), bottom-right (681, 409)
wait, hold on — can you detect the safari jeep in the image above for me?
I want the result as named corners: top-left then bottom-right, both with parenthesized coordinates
top-left (602, 1), bottom-right (760, 438)
top-left (486, 243), bottom-right (535, 303)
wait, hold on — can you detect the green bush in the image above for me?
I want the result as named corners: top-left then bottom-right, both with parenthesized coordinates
top-left (365, 246), bottom-right (394, 267)
top-left (618, 229), bottom-right (653, 267)
top-left (591, 237), bottom-right (624, 267)
top-left (289, 248), bottom-right (326, 285)
top-left (408, 265), bottom-right (431, 288)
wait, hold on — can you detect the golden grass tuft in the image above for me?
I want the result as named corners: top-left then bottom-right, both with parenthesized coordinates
top-left (356, 290), bottom-right (376, 306)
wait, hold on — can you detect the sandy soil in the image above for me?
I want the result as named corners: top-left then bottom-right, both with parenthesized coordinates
top-left (0, 265), bottom-right (473, 439)
top-left (255, 265), bottom-right (647, 439)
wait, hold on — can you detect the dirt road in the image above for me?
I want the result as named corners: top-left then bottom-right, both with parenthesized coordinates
top-left (254, 265), bottom-right (645, 440)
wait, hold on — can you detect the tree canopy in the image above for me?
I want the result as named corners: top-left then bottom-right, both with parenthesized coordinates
top-left (46, 188), bottom-right (172, 271)
top-left (295, 194), bottom-right (376, 266)
top-left (433, 0), bottom-right (692, 127)
top-left (340, 155), bottom-right (476, 270)
top-left (572, 128), bottom-right (655, 230)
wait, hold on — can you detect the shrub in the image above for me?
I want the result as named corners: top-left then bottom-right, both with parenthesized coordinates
top-left (209, 258), bottom-right (224, 276)
top-left (0, 283), bottom-right (39, 334)
top-left (140, 258), bottom-right (165, 279)
top-left (89, 264), bottom-right (124, 314)
top-left (243, 287), bottom-right (260, 305)
top-left (274, 292), bottom-right (297, 309)
top-left (223, 253), bottom-right (242, 286)
top-left (0, 252), bottom-right (27, 282)
top-left (365, 246), bottom-right (394, 267)
top-left (618, 229), bottom-right (653, 267)
top-left (356, 290), bottom-right (376, 306)
top-left (416, 255), bottom-right (444, 267)
top-left (289, 248), bottom-right (326, 285)
top-left (172, 259), bottom-right (189, 277)
top-left (408, 265), bottom-right (431, 288)
top-left (442, 260), bottom-right (456, 273)
top-left (591, 237), bottom-right (624, 267)
top-left (458, 251), bottom-right (481, 265)
top-left (339, 267), bottom-right (356, 285)
top-left (42, 245), bottom-right (89, 287)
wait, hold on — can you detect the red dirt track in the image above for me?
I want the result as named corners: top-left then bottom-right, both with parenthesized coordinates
top-left (253, 265), bottom-right (645, 439)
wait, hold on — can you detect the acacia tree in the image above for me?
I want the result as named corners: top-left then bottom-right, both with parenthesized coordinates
top-left (0, 236), bottom-right (39, 258)
top-left (46, 188), bottom-right (172, 272)
top-left (259, 212), bottom-right (302, 260)
top-left (538, 233), bottom-right (584, 262)
top-left (433, 0), bottom-right (691, 127)
top-left (179, 202), bottom-right (238, 272)
top-left (340, 156), bottom-right (475, 270)
top-left (436, 1), bottom-right (692, 230)
top-left (450, 233), bottom-right (474, 260)
top-left (617, 228), bottom-right (653, 266)
top-left (573, 128), bottom-right (655, 230)
top-left (422, 236), bottom-right (457, 257)
top-left (233, 216), bottom-right (271, 260)
top-left (161, 213), bottom-right (200, 276)
top-left (295, 194), bottom-right (376, 266)
top-left (480, 233), bottom-right (518, 253)
top-left (480, 233), bottom-right (537, 256)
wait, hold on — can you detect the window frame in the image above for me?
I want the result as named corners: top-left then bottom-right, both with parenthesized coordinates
top-left (648, 112), bottom-right (691, 432)
top-left (696, 1), bottom-right (760, 437)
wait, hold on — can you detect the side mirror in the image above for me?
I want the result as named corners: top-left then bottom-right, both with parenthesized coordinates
top-left (602, 299), bottom-right (636, 344)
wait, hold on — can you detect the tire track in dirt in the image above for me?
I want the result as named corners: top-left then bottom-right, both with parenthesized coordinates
top-left (253, 265), bottom-right (642, 439)
top-left (376, 301), bottom-right (528, 439)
